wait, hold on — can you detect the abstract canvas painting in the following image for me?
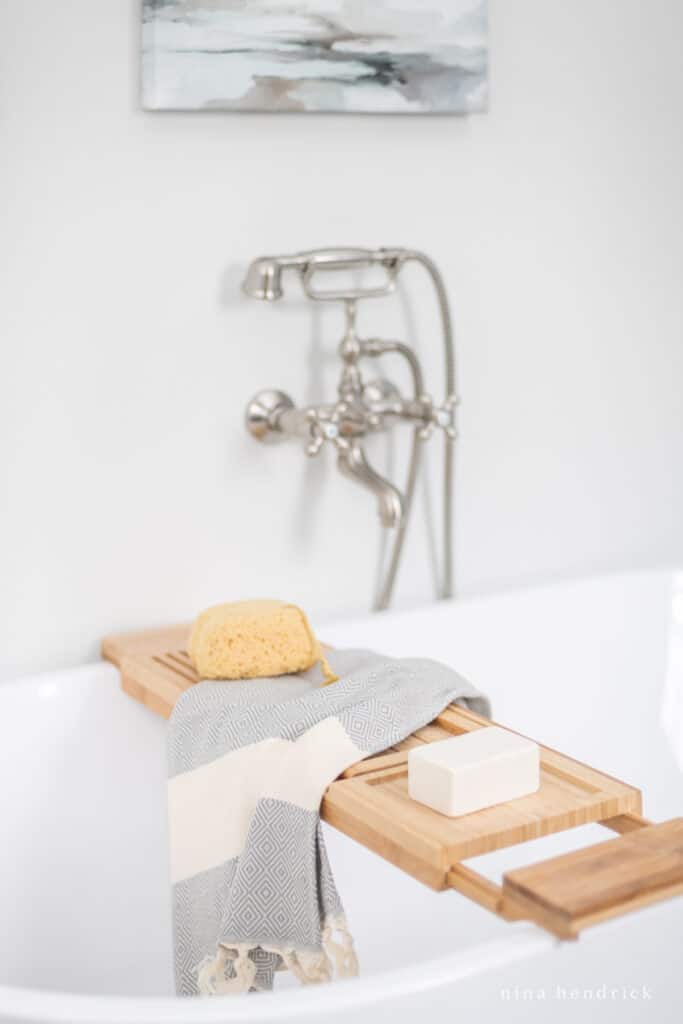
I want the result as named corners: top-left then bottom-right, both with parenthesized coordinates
top-left (142, 1), bottom-right (488, 113)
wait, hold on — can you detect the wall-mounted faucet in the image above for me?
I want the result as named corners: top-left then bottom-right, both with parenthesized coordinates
top-left (243, 247), bottom-right (457, 611)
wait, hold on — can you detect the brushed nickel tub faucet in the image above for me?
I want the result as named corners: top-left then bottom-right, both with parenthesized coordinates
top-left (243, 247), bottom-right (457, 611)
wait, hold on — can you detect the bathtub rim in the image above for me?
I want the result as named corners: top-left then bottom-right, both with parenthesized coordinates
top-left (0, 927), bottom-right (552, 1023)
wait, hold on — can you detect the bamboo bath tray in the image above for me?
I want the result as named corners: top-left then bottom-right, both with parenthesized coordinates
top-left (102, 624), bottom-right (683, 941)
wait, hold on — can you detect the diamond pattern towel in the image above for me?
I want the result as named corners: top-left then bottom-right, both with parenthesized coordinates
top-left (168, 648), bottom-right (489, 996)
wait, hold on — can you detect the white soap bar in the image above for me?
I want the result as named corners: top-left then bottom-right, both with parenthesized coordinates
top-left (408, 726), bottom-right (540, 817)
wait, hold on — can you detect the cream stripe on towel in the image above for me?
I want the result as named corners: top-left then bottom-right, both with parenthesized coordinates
top-left (168, 721), bottom-right (363, 883)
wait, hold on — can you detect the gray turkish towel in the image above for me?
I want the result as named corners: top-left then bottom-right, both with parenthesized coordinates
top-left (168, 648), bottom-right (489, 996)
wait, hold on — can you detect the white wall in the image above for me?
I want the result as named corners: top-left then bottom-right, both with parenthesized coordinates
top-left (1, 0), bottom-right (682, 680)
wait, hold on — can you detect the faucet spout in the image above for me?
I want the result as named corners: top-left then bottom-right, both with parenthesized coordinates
top-left (337, 441), bottom-right (404, 529)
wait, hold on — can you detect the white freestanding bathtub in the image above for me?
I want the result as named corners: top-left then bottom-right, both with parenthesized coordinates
top-left (1, 571), bottom-right (681, 1023)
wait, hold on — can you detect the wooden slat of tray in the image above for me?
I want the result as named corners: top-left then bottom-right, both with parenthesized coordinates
top-left (103, 625), bottom-right (197, 718)
top-left (502, 818), bottom-right (683, 938)
top-left (102, 624), bottom-right (191, 668)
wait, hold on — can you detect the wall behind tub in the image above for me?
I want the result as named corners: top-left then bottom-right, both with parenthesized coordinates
top-left (1, 0), bottom-right (682, 680)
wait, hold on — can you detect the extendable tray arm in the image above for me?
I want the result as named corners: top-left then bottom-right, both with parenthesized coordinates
top-left (496, 814), bottom-right (683, 938)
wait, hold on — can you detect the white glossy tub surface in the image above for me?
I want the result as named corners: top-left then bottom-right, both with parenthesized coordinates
top-left (1, 570), bottom-right (682, 1023)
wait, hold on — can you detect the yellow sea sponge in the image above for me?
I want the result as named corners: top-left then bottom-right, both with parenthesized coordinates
top-left (188, 599), bottom-right (337, 684)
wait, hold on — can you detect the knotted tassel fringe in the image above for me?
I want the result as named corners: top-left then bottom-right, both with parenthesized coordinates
top-left (196, 913), bottom-right (358, 996)
top-left (322, 912), bottom-right (359, 980)
top-left (196, 944), bottom-right (256, 995)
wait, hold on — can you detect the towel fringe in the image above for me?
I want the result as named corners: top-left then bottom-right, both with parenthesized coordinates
top-left (278, 948), bottom-right (332, 985)
top-left (196, 914), bottom-right (358, 996)
top-left (322, 912), bottom-right (359, 980)
top-left (196, 944), bottom-right (256, 995)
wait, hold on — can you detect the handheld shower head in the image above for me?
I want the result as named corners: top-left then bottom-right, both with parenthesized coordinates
top-left (241, 248), bottom-right (409, 304)
top-left (242, 257), bottom-right (284, 301)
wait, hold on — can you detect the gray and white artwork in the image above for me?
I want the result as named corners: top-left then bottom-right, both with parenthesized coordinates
top-left (142, 1), bottom-right (488, 114)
